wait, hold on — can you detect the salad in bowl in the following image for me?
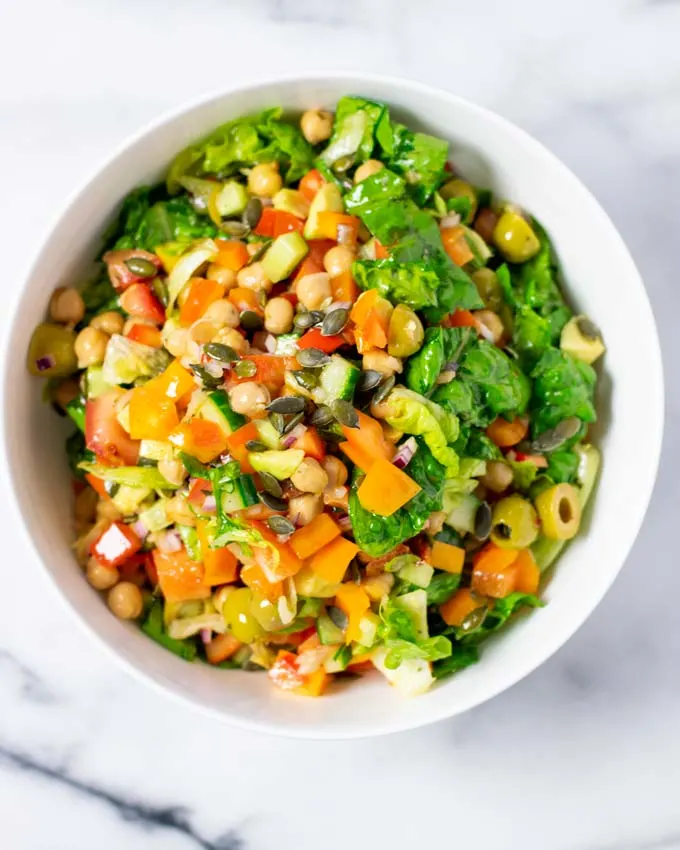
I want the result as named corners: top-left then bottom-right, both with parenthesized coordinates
top-left (26, 96), bottom-right (604, 698)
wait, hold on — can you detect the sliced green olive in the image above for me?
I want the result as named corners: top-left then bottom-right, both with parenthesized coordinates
top-left (493, 211), bottom-right (540, 264)
top-left (387, 304), bottom-right (424, 358)
top-left (27, 322), bottom-right (78, 378)
top-left (439, 179), bottom-right (478, 223)
top-left (535, 483), bottom-right (581, 540)
top-left (490, 494), bottom-right (539, 548)
top-left (223, 587), bottom-right (265, 644)
top-left (471, 268), bottom-right (502, 312)
top-left (560, 315), bottom-right (606, 365)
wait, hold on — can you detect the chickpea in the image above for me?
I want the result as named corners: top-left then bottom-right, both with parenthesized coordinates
top-left (90, 310), bottom-right (125, 335)
top-left (323, 245), bottom-right (354, 279)
top-left (237, 261), bottom-right (272, 294)
top-left (49, 287), bottom-right (85, 325)
top-left (362, 350), bottom-right (403, 376)
top-left (322, 456), bottom-right (348, 490)
top-left (202, 298), bottom-right (240, 328)
top-left (248, 163), bottom-right (282, 198)
top-left (107, 581), bottom-right (144, 620)
top-left (158, 458), bottom-right (187, 487)
top-left (473, 309), bottom-right (505, 345)
top-left (164, 327), bottom-right (189, 358)
top-left (354, 159), bottom-right (384, 184)
top-left (86, 557), bottom-right (119, 591)
top-left (74, 326), bottom-right (109, 368)
top-left (206, 263), bottom-right (237, 290)
top-left (228, 381), bottom-right (270, 417)
top-left (264, 297), bottom-right (294, 335)
top-left (97, 499), bottom-right (122, 522)
top-left (166, 494), bottom-right (196, 527)
top-left (288, 493), bottom-right (323, 527)
top-left (291, 457), bottom-right (328, 494)
top-left (480, 460), bottom-right (514, 494)
top-left (74, 487), bottom-right (98, 523)
top-left (296, 273), bottom-right (331, 311)
top-left (300, 109), bottom-right (334, 145)
top-left (370, 395), bottom-right (394, 420)
top-left (189, 320), bottom-right (219, 346)
top-left (53, 378), bottom-right (79, 410)
top-left (247, 242), bottom-right (265, 257)
top-left (427, 510), bottom-right (448, 536)
top-left (212, 327), bottom-right (250, 354)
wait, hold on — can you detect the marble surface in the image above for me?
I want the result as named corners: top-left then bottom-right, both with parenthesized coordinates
top-left (1, 1), bottom-right (679, 847)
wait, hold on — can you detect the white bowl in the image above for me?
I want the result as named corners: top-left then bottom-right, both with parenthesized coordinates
top-left (3, 73), bottom-right (663, 739)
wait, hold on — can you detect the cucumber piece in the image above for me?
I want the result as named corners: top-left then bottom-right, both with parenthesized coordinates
top-left (219, 474), bottom-right (258, 513)
top-left (215, 181), bottom-right (249, 217)
top-left (304, 183), bottom-right (343, 240)
top-left (255, 419), bottom-right (281, 450)
top-left (85, 365), bottom-right (112, 399)
top-left (394, 590), bottom-right (429, 640)
top-left (446, 493), bottom-right (481, 536)
top-left (320, 355), bottom-right (360, 402)
top-left (65, 397), bottom-right (86, 433)
top-left (139, 439), bottom-right (174, 463)
top-left (317, 613), bottom-right (345, 645)
top-left (178, 525), bottom-right (201, 560)
top-left (197, 390), bottom-right (246, 437)
top-left (261, 232), bottom-right (309, 283)
top-left (249, 449), bottom-right (304, 480)
top-left (272, 188), bottom-right (309, 219)
top-left (356, 612), bottom-right (380, 647)
top-left (324, 645), bottom-right (352, 673)
top-left (398, 560), bottom-right (434, 589)
top-left (112, 485), bottom-right (152, 515)
top-left (373, 648), bottom-right (434, 696)
top-left (138, 499), bottom-right (171, 532)
top-left (275, 333), bottom-right (301, 356)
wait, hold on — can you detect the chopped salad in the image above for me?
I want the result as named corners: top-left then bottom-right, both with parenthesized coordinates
top-left (27, 97), bottom-right (604, 697)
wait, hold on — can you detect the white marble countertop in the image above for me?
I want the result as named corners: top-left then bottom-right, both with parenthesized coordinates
top-left (1, 1), bottom-right (679, 847)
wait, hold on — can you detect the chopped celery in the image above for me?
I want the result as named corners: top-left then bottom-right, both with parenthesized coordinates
top-left (79, 462), bottom-right (175, 490)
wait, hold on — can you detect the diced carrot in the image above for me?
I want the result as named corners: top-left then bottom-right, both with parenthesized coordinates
top-left (215, 239), bottom-right (249, 271)
top-left (299, 168), bottom-right (325, 203)
top-left (334, 584), bottom-right (370, 643)
top-left (340, 410), bottom-right (394, 464)
top-left (357, 459), bottom-right (421, 516)
top-left (297, 328), bottom-right (345, 353)
top-left (472, 542), bottom-right (520, 598)
top-left (85, 472), bottom-right (109, 499)
top-left (168, 419), bottom-right (228, 463)
top-left (240, 562), bottom-right (284, 601)
top-left (430, 541), bottom-right (465, 574)
top-left (179, 277), bottom-right (225, 326)
top-left (441, 225), bottom-right (474, 266)
top-left (205, 633), bottom-right (242, 664)
top-left (125, 323), bottom-right (162, 348)
top-left (315, 212), bottom-right (360, 247)
top-left (514, 548), bottom-right (540, 594)
top-left (309, 536), bottom-right (358, 585)
top-left (152, 547), bottom-right (211, 602)
top-left (440, 588), bottom-right (486, 627)
top-left (290, 513), bottom-right (342, 560)
top-left (292, 425), bottom-right (325, 461)
top-left (197, 520), bottom-right (239, 585)
top-left (91, 521), bottom-right (142, 568)
top-left (228, 287), bottom-right (264, 315)
top-left (330, 270), bottom-right (358, 303)
top-left (487, 416), bottom-right (529, 448)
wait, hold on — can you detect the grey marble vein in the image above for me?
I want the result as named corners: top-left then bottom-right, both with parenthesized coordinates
top-left (0, 650), bottom-right (57, 704)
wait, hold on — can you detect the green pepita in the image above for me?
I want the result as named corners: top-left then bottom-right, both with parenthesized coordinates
top-left (221, 220), bottom-right (250, 238)
top-left (245, 440), bottom-right (268, 452)
top-left (267, 396), bottom-right (306, 414)
top-left (243, 197), bottom-right (263, 230)
top-left (240, 310), bottom-right (263, 331)
top-left (356, 369), bottom-right (382, 393)
top-left (204, 343), bottom-right (239, 363)
top-left (291, 370), bottom-right (319, 391)
top-left (189, 363), bottom-right (222, 389)
top-left (321, 307), bottom-right (349, 337)
top-left (331, 399), bottom-right (359, 428)
top-left (234, 359), bottom-right (258, 378)
top-left (259, 492), bottom-right (288, 512)
top-left (267, 515), bottom-right (296, 536)
top-left (281, 411), bottom-right (305, 435)
top-left (294, 312), bottom-right (316, 332)
top-left (309, 405), bottom-right (334, 428)
top-left (372, 374), bottom-right (395, 405)
top-left (296, 347), bottom-right (329, 368)
top-left (531, 416), bottom-right (582, 453)
top-left (124, 257), bottom-right (157, 278)
top-left (259, 471), bottom-right (283, 498)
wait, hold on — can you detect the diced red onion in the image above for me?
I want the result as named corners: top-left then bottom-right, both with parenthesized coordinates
top-left (336, 223), bottom-right (354, 246)
top-left (156, 530), bottom-right (182, 554)
top-left (477, 322), bottom-right (496, 343)
top-left (131, 519), bottom-right (148, 541)
top-left (282, 423), bottom-right (307, 448)
top-left (338, 515), bottom-right (352, 531)
top-left (203, 494), bottom-right (217, 512)
top-left (263, 333), bottom-right (277, 354)
top-left (392, 437), bottom-right (417, 469)
top-left (200, 628), bottom-right (212, 645)
top-left (441, 213), bottom-right (461, 229)
top-left (36, 355), bottom-right (56, 372)
top-left (505, 449), bottom-right (517, 462)
top-left (203, 359), bottom-right (224, 379)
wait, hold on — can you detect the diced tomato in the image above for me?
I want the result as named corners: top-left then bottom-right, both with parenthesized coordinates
top-left (240, 562), bottom-right (284, 601)
top-left (102, 249), bottom-right (162, 291)
top-left (119, 283), bottom-right (165, 325)
top-left (214, 239), bottom-right (249, 271)
top-left (85, 473), bottom-right (108, 499)
top-left (125, 323), bottom-right (162, 348)
top-left (293, 239), bottom-right (335, 282)
top-left (187, 477), bottom-right (213, 510)
top-left (254, 208), bottom-right (304, 238)
top-left (91, 521), bottom-right (142, 568)
top-left (297, 328), bottom-right (345, 353)
top-left (443, 309), bottom-right (479, 330)
top-left (225, 421), bottom-right (259, 473)
top-left (513, 451), bottom-right (549, 468)
top-left (268, 650), bottom-right (306, 690)
top-left (85, 388), bottom-right (140, 466)
top-left (227, 355), bottom-right (296, 392)
top-left (299, 169), bottom-right (325, 203)
top-left (292, 426), bottom-right (325, 461)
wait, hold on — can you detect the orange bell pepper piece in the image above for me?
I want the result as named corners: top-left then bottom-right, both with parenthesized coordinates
top-left (197, 520), bottom-right (239, 585)
top-left (299, 168), bottom-right (325, 203)
top-left (125, 323), bottom-right (162, 348)
top-left (514, 548), bottom-right (540, 594)
top-left (240, 562), bottom-right (284, 601)
top-left (315, 212), bottom-right (360, 246)
top-left (228, 287), bottom-right (263, 315)
top-left (291, 425), bottom-right (325, 461)
top-left (350, 289), bottom-right (379, 327)
top-left (486, 415), bottom-right (529, 448)
top-left (440, 588), bottom-right (486, 627)
top-left (205, 633), bottom-right (242, 664)
top-left (374, 239), bottom-right (390, 259)
top-left (309, 535), bottom-right (359, 585)
top-left (472, 543), bottom-right (520, 598)
top-left (150, 360), bottom-right (196, 401)
top-left (248, 521), bottom-right (304, 579)
top-left (168, 419), bottom-right (228, 463)
top-left (295, 667), bottom-right (330, 697)
top-left (215, 239), bottom-right (249, 271)
top-left (334, 583), bottom-right (370, 643)
top-left (338, 441), bottom-right (375, 472)
top-left (290, 513), bottom-right (341, 560)
top-left (225, 421), bottom-right (259, 473)
top-left (441, 225), bottom-right (474, 267)
top-left (330, 270), bottom-right (358, 303)
top-left (430, 541), bottom-right (465, 574)
top-left (152, 547), bottom-right (211, 602)
top-left (128, 382), bottom-right (179, 440)
top-left (340, 409), bottom-right (394, 464)
top-left (357, 459), bottom-right (421, 516)
top-left (85, 472), bottom-right (109, 499)
top-left (179, 277), bottom-right (225, 326)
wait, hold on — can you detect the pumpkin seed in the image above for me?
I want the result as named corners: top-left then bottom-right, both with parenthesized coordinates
top-left (233, 359), bottom-right (257, 378)
top-left (372, 374), bottom-right (395, 405)
top-left (221, 220), bottom-right (250, 238)
top-left (309, 405), bottom-right (334, 428)
top-left (189, 363), bottom-right (222, 389)
top-left (243, 197), bottom-right (263, 229)
top-left (152, 277), bottom-right (169, 307)
top-left (247, 242), bottom-right (269, 264)
top-left (356, 369), bottom-right (382, 393)
top-left (267, 515), bottom-right (296, 535)
top-left (204, 342), bottom-right (239, 363)
top-left (281, 411), bottom-right (305, 435)
top-left (291, 370), bottom-right (319, 391)
top-left (259, 471), bottom-right (283, 498)
top-left (240, 310), bottom-right (263, 331)
top-left (328, 605), bottom-right (349, 630)
top-left (124, 257), bottom-right (157, 278)
top-left (321, 307), bottom-right (349, 337)
top-left (270, 412), bottom-right (285, 434)
top-left (331, 399), bottom-right (359, 428)
top-left (296, 347), bottom-right (329, 368)
top-left (577, 316), bottom-right (601, 341)
top-left (474, 501), bottom-right (492, 540)
top-left (245, 440), bottom-right (268, 452)
top-left (294, 311), bottom-right (316, 331)
top-left (259, 491), bottom-right (288, 512)
top-left (531, 416), bottom-right (582, 453)
top-left (267, 396), bottom-right (306, 414)
top-left (309, 311), bottom-right (324, 325)
top-left (460, 606), bottom-right (487, 634)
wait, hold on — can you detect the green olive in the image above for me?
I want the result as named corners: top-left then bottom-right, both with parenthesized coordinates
top-left (535, 483), bottom-right (581, 540)
top-left (493, 211), bottom-right (540, 263)
top-left (471, 268), bottom-right (503, 312)
top-left (249, 591), bottom-right (283, 631)
top-left (223, 587), bottom-right (265, 644)
top-left (439, 179), bottom-right (478, 223)
top-left (27, 322), bottom-right (78, 378)
top-left (387, 304), bottom-right (424, 358)
top-left (490, 494), bottom-right (539, 548)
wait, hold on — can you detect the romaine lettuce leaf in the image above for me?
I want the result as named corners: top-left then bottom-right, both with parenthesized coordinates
top-left (352, 259), bottom-right (440, 310)
top-left (382, 122), bottom-right (449, 203)
top-left (319, 96), bottom-right (387, 169)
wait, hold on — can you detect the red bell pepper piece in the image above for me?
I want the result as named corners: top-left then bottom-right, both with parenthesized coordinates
top-left (91, 521), bottom-right (142, 568)
top-left (119, 283), bottom-right (165, 325)
top-left (297, 328), bottom-right (345, 353)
